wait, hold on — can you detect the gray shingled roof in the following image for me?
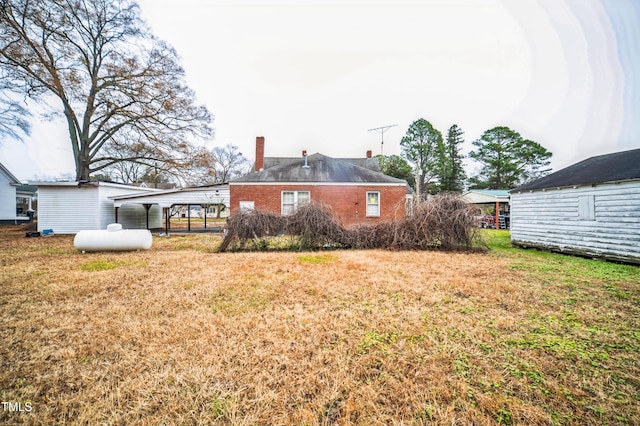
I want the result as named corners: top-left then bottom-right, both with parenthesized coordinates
top-left (264, 156), bottom-right (381, 172)
top-left (234, 153), bottom-right (406, 184)
top-left (512, 148), bottom-right (640, 192)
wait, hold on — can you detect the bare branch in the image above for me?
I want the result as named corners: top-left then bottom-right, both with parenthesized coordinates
top-left (0, 0), bottom-right (213, 181)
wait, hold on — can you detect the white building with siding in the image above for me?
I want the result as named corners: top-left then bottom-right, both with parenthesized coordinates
top-left (510, 149), bottom-right (640, 264)
top-left (34, 181), bottom-right (161, 234)
top-left (1, 162), bottom-right (36, 224)
top-left (0, 162), bottom-right (22, 223)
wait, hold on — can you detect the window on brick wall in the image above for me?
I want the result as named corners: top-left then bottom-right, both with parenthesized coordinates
top-left (282, 191), bottom-right (310, 215)
top-left (366, 191), bottom-right (380, 217)
top-left (239, 201), bottom-right (254, 211)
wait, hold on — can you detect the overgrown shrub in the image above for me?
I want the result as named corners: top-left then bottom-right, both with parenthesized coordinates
top-left (217, 194), bottom-right (484, 252)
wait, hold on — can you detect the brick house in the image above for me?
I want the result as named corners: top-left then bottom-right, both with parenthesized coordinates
top-left (229, 137), bottom-right (412, 226)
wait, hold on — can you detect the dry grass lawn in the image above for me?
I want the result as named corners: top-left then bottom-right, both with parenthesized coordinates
top-left (0, 227), bottom-right (638, 425)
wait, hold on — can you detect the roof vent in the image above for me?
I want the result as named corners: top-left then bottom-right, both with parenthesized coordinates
top-left (302, 150), bottom-right (310, 168)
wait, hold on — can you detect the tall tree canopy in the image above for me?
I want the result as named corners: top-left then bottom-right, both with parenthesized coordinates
top-left (438, 124), bottom-right (467, 192)
top-left (100, 143), bottom-right (217, 186)
top-left (468, 126), bottom-right (551, 189)
top-left (400, 118), bottom-right (443, 197)
top-left (375, 154), bottom-right (415, 189)
top-left (0, 0), bottom-right (213, 181)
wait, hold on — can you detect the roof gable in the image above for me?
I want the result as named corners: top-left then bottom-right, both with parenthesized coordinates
top-left (513, 148), bottom-right (640, 192)
top-left (233, 153), bottom-right (405, 184)
top-left (0, 162), bottom-right (21, 185)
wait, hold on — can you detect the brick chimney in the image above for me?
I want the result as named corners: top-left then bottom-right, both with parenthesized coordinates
top-left (366, 150), bottom-right (372, 158)
top-left (255, 136), bottom-right (265, 171)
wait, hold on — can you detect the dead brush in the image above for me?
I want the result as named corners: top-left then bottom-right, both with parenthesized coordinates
top-left (217, 194), bottom-right (485, 252)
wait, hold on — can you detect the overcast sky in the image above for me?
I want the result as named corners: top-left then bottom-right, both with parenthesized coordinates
top-left (1, 0), bottom-right (639, 181)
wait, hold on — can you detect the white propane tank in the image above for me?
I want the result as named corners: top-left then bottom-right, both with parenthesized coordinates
top-left (74, 224), bottom-right (153, 252)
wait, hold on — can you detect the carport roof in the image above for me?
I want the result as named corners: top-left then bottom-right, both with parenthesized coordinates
top-left (461, 189), bottom-right (510, 204)
top-left (109, 183), bottom-right (229, 208)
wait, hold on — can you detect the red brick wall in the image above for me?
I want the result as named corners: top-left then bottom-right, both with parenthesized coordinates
top-left (230, 184), bottom-right (407, 226)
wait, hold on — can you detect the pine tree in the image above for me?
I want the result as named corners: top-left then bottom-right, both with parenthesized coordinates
top-left (468, 126), bottom-right (551, 189)
top-left (438, 124), bottom-right (467, 192)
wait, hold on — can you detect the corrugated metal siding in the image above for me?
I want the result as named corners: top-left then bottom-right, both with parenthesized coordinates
top-left (511, 181), bottom-right (640, 263)
top-left (97, 185), bottom-right (161, 229)
top-left (38, 186), bottom-right (100, 233)
top-left (118, 204), bottom-right (162, 229)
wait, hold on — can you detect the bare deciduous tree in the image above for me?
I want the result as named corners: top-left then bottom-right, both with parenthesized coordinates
top-left (210, 144), bottom-right (250, 183)
top-left (180, 146), bottom-right (217, 186)
top-left (0, 88), bottom-right (30, 142)
top-left (0, 0), bottom-right (213, 181)
top-left (101, 141), bottom-right (215, 186)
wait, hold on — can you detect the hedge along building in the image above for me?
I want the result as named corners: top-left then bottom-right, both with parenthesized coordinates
top-left (229, 137), bottom-right (412, 226)
top-left (510, 148), bottom-right (640, 264)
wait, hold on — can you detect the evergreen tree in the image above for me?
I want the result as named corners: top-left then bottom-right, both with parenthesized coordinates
top-left (375, 154), bottom-right (416, 189)
top-left (438, 124), bottom-right (467, 192)
top-left (400, 118), bottom-right (443, 197)
top-left (468, 126), bottom-right (551, 189)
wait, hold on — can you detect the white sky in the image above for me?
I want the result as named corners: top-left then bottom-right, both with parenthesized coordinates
top-left (1, 0), bottom-right (639, 181)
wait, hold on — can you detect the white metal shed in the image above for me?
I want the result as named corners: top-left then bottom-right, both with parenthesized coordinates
top-left (510, 149), bottom-right (640, 264)
top-left (33, 181), bottom-right (161, 234)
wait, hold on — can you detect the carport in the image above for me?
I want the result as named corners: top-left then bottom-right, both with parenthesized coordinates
top-left (109, 183), bottom-right (230, 234)
top-left (461, 189), bottom-right (510, 229)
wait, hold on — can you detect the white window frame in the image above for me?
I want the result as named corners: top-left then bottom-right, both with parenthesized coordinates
top-left (366, 191), bottom-right (380, 217)
top-left (239, 201), bottom-right (255, 211)
top-left (281, 191), bottom-right (310, 215)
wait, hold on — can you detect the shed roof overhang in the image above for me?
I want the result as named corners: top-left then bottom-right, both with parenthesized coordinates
top-left (461, 190), bottom-right (510, 204)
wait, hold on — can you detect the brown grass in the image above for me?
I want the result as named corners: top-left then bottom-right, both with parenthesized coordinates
top-left (0, 228), bottom-right (638, 425)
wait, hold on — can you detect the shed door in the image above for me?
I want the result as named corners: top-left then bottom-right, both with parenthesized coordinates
top-left (578, 195), bottom-right (595, 221)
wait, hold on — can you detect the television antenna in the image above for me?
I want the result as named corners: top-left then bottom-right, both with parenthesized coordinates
top-left (368, 124), bottom-right (397, 155)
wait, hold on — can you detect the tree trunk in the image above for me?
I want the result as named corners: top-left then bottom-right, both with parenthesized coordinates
top-left (77, 165), bottom-right (91, 182)
top-left (76, 158), bottom-right (91, 181)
